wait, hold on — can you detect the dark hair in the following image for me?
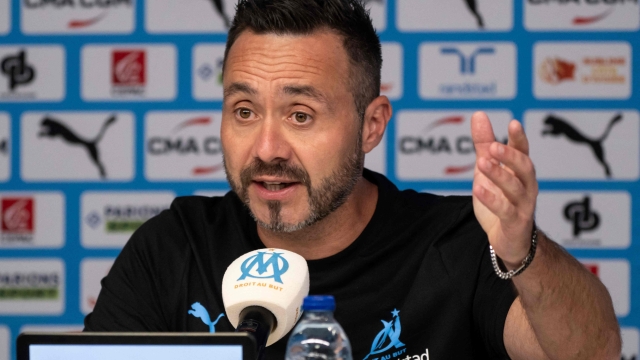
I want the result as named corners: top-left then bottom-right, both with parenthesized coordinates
top-left (223, 0), bottom-right (382, 121)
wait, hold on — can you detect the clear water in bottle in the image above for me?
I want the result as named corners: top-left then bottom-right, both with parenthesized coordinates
top-left (285, 295), bottom-right (353, 360)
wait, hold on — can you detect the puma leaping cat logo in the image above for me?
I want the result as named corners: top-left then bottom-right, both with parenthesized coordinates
top-left (188, 302), bottom-right (225, 333)
top-left (38, 115), bottom-right (117, 179)
top-left (542, 113), bottom-right (623, 178)
top-left (464, 0), bottom-right (484, 29)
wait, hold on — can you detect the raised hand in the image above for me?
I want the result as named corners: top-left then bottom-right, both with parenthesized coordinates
top-left (470, 111), bottom-right (538, 269)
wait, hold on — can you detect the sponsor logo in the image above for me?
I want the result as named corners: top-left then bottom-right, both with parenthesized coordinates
top-left (188, 302), bottom-right (225, 333)
top-left (238, 251), bottom-right (289, 284)
top-left (82, 44), bottom-right (175, 101)
top-left (397, 0), bottom-right (513, 32)
top-left (1, 197), bottom-right (34, 243)
top-left (0, 46), bottom-right (65, 102)
top-left (578, 259), bottom-right (629, 316)
top-left (21, 0), bottom-right (134, 34)
top-left (0, 113), bottom-right (9, 182)
top-left (621, 327), bottom-right (639, 360)
top-left (145, 111), bottom-right (225, 180)
top-left (0, 259), bottom-right (65, 314)
top-left (81, 192), bottom-right (173, 248)
top-left (395, 111), bottom-right (511, 180)
top-left (526, 110), bottom-right (639, 180)
top-left (525, 0), bottom-right (639, 30)
top-left (0, 0), bottom-right (10, 35)
top-left (22, 112), bottom-right (134, 181)
top-left (364, 309), bottom-right (406, 360)
top-left (111, 50), bottom-right (145, 95)
top-left (419, 42), bottom-right (516, 99)
top-left (534, 42), bottom-right (630, 99)
top-left (541, 113), bottom-right (622, 178)
top-left (192, 44), bottom-right (225, 100)
top-left (38, 114), bottom-right (117, 179)
top-left (1, 50), bottom-right (36, 92)
top-left (80, 258), bottom-right (113, 313)
top-left (536, 192), bottom-right (630, 249)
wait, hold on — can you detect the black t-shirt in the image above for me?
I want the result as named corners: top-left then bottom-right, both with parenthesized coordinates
top-left (85, 170), bottom-right (516, 360)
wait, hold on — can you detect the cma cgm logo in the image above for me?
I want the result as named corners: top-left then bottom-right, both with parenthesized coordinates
top-left (23, 0), bottom-right (132, 29)
top-left (528, 0), bottom-right (638, 25)
top-left (147, 116), bottom-right (223, 176)
top-left (238, 252), bottom-right (289, 284)
top-left (399, 115), bottom-right (507, 175)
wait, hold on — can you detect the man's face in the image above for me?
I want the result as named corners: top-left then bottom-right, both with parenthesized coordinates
top-left (221, 30), bottom-right (363, 232)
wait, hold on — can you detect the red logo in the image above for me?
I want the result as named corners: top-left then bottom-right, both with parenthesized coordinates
top-left (112, 50), bottom-right (146, 86)
top-left (540, 57), bottom-right (576, 84)
top-left (584, 263), bottom-right (599, 277)
top-left (1, 198), bottom-right (35, 234)
top-left (573, 8), bottom-right (614, 25)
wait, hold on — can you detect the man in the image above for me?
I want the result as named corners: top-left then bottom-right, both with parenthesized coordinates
top-left (85, 0), bottom-right (621, 359)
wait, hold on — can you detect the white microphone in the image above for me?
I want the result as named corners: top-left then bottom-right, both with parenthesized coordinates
top-left (222, 248), bottom-right (309, 356)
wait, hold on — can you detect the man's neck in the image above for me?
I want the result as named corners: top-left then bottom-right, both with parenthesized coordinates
top-left (256, 176), bottom-right (379, 260)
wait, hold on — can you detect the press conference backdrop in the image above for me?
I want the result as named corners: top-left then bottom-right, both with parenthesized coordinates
top-left (0, 0), bottom-right (638, 359)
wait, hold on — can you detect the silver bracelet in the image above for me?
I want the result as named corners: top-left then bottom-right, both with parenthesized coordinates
top-left (489, 224), bottom-right (538, 280)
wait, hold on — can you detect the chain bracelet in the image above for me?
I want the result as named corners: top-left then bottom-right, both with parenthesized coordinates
top-left (490, 224), bottom-right (538, 280)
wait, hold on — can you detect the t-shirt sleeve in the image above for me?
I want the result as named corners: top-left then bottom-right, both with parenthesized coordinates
top-left (84, 209), bottom-right (188, 332)
top-left (472, 244), bottom-right (517, 359)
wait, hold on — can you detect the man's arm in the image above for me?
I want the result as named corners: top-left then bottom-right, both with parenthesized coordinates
top-left (470, 111), bottom-right (621, 359)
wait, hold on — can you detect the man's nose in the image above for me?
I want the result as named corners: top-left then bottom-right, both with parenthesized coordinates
top-left (252, 119), bottom-right (292, 164)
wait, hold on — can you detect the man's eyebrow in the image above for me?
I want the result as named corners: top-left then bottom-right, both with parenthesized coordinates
top-left (224, 82), bottom-right (258, 98)
top-left (282, 85), bottom-right (329, 105)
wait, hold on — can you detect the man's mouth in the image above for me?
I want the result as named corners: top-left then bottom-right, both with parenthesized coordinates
top-left (257, 181), bottom-right (297, 192)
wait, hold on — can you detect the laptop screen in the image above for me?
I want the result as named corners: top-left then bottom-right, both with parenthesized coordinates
top-left (17, 333), bottom-right (256, 360)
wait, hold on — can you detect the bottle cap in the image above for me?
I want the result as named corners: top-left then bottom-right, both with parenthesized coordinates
top-left (302, 295), bottom-right (336, 311)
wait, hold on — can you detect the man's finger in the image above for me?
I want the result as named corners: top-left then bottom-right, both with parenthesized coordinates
top-left (471, 111), bottom-right (496, 159)
top-left (506, 120), bottom-right (529, 156)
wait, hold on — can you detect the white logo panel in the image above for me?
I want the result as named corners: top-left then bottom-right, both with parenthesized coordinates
top-left (81, 44), bottom-right (176, 101)
top-left (80, 258), bottom-right (115, 314)
top-left (0, 45), bottom-right (65, 102)
top-left (0, 258), bottom-right (65, 315)
top-left (397, 0), bottom-right (513, 32)
top-left (419, 42), bottom-right (516, 99)
top-left (525, 0), bottom-right (640, 31)
top-left (0, 113), bottom-right (10, 182)
top-left (381, 43), bottom-right (402, 100)
top-left (0, 0), bottom-right (10, 35)
top-left (396, 110), bottom-right (512, 180)
top-left (579, 259), bottom-right (630, 317)
top-left (81, 191), bottom-right (174, 249)
top-left (526, 110), bottom-right (639, 180)
top-left (21, 112), bottom-right (135, 181)
top-left (21, 0), bottom-right (135, 34)
top-left (534, 42), bottom-right (631, 99)
top-left (145, 111), bottom-right (226, 181)
top-left (622, 327), bottom-right (639, 360)
top-left (365, 132), bottom-right (386, 175)
top-left (0, 192), bottom-right (65, 249)
top-left (193, 44), bottom-right (225, 101)
top-left (145, 0), bottom-right (237, 33)
top-left (536, 192), bottom-right (630, 249)
top-left (20, 325), bottom-right (83, 333)
top-left (0, 325), bottom-right (8, 360)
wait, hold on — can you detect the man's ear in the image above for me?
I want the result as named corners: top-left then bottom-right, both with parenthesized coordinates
top-left (361, 95), bottom-right (392, 154)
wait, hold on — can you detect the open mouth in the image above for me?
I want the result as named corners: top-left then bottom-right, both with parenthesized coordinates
top-left (258, 181), bottom-right (297, 191)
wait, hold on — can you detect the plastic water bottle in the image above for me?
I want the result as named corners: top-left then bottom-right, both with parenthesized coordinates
top-left (285, 295), bottom-right (353, 360)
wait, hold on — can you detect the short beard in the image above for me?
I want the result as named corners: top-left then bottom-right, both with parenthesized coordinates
top-left (225, 135), bottom-right (364, 233)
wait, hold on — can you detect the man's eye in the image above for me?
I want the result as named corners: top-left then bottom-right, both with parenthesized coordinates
top-left (237, 109), bottom-right (253, 119)
top-left (293, 112), bottom-right (310, 123)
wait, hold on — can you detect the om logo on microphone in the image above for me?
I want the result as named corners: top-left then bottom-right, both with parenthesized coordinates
top-left (238, 251), bottom-right (289, 284)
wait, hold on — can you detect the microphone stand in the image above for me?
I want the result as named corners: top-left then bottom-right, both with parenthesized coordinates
top-left (235, 306), bottom-right (277, 360)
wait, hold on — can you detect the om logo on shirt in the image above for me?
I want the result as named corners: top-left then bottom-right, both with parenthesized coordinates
top-left (364, 309), bottom-right (406, 360)
top-left (237, 251), bottom-right (289, 284)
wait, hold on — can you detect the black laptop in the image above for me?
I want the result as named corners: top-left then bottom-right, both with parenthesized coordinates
top-left (17, 332), bottom-right (257, 360)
